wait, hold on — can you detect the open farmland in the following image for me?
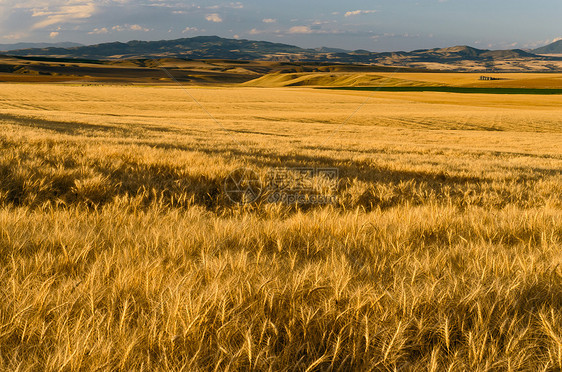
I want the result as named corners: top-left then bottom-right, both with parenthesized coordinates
top-left (0, 81), bottom-right (561, 370)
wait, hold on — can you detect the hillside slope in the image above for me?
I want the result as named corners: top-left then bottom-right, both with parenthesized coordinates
top-left (534, 40), bottom-right (562, 54)
top-left (6, 36), bottom-right (309, 60)
top-left (242, 72), bottom-right (445, 87)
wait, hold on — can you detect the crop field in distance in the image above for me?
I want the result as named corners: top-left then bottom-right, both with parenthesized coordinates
top-left (0, 75), bottom-right (561, 370)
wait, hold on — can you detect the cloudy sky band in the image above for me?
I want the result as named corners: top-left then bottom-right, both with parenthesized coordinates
top-left (0, 0), bottom-right (560, 51)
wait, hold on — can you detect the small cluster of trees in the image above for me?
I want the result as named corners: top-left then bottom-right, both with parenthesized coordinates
top-left (479, 76), bottom-right (500, 81)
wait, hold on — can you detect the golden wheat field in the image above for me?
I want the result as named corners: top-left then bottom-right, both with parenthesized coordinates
top-left (0, 81), bottom-right (561, 371)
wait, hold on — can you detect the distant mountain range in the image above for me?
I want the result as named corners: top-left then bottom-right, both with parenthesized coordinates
top-left (3, 36), bottom-right (307, 60)
top-left (533, 40), bottom-right (562, 54)
top-left (0, 42), bottom-right (83, 52)
top-left (2, 36), bottom-right (562, 71)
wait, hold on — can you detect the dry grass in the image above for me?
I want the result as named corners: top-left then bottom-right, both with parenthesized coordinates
top-left (244, 72), bottom-right (562, 89)
top-left (0, 83), bottom-right (561, 371)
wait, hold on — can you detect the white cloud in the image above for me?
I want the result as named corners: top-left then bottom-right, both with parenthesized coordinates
top-left (262, 18), bottom-right (276, 23)
top-left (289, 26), bottom-right (314, 34)
top-left (88, 24), bottom-right (150, 34)
top-left (129, 24), bottom-right (150, 31)
top-left (207, 2), bottom-right (242, 10)
top-left (88, 27), bottom-right (108, 34)
top-left (182, 26), bottom-right (198, 33)
top-left (112, 24), bottom-right (150, 32)
top-left (205, 13), bottom-right (223, 22)
top-left (371, 32), bottom-right (423, 41)
top-left (31, 2), bottom-right (97, 30)
top-left (285, 25), bottom-right (344, 35)
top-left (1, 32), bottom-right (28, 40)
top-left (288, 26), bottom-right (312, 34)
top-left (344, 9), bottom-right (376, 17)
top-left (49, 31), bottom-right (59, 38)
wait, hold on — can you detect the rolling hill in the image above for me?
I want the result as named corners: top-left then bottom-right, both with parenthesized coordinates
top-left (0, 42), bottom-right (82, 52)
top-left (0, 55), bottom-right (423, 85)
top-left (5, 36), bottom-right (309, 60)
top-left (3, 36), bottom-right (562, 72)
top-left (534, 39), bottom-right (562, 54)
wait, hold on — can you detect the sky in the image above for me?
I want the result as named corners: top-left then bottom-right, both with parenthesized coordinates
top-left (0, 0), bottom-right (561, 52)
